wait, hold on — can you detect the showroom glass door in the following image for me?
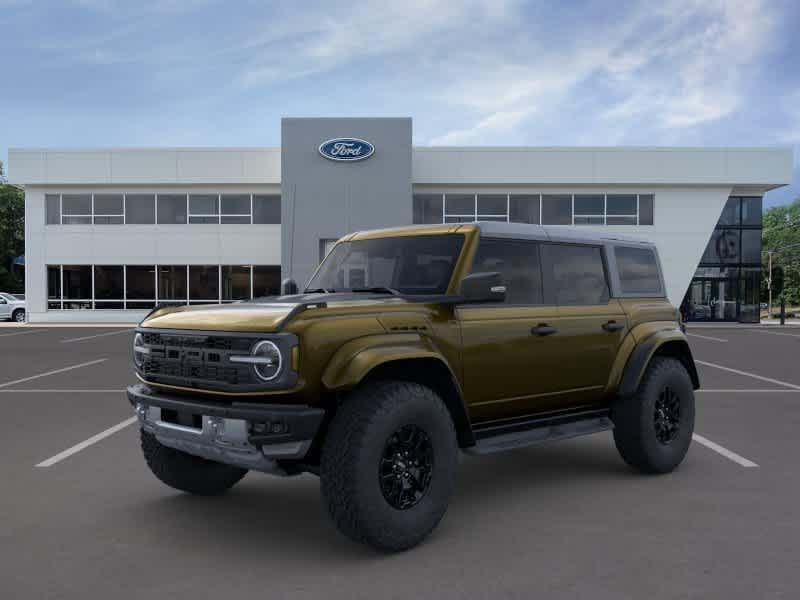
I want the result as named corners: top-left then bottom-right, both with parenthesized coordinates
top-left (686, 276), bottom-right (739, 321)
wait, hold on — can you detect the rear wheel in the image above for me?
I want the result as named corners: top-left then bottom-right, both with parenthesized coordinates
top-left (12, 309), bottom-right (25, 323)
top-left (320, 380), bottom-right (457, 552)
top-left (140, 430), bottom-right (247, 495)
top-left (613, 357), bottom-right (695, 474)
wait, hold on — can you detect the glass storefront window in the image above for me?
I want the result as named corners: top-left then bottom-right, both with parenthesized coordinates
top-left (702, 229), bottom-right (740, 263)
top-left (739, 267), bottom-right (760, 323)
top-left (717, 197), bottom-right (740, 226)
top-left (741, 197), bottom-right (762, 226)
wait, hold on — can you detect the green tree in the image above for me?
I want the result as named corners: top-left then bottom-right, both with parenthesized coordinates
top-left (0, 161), bottom-right (25, 293)
top-left (762, 196), bottom-right (800, 306)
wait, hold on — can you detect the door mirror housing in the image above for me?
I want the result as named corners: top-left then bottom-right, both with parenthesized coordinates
top-left (458, 272), bottom-right (506, 303)
top-left (281, 278), bottom-right (299, 296)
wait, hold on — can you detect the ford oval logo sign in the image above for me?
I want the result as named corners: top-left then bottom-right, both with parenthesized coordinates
top-left (318, 138), bottom-right (375, 162)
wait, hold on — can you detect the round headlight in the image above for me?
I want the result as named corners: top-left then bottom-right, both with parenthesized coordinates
top-left (133, 333), bottom-right (146, 368)
top-left (252, 340), bottom-right (282, 381)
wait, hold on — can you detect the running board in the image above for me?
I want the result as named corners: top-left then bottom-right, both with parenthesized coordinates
top-left (465, 408), bottom-right (613, 455)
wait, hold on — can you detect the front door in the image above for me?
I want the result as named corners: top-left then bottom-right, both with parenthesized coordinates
top-left (458, 237), bottom-right (569, 422)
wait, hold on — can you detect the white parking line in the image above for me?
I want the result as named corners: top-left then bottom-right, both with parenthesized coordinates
top-left (0, 359), bottom-right (107, 389)
top-left (752, 329), bottom-right (800, 338)
top-left (0, 389), bottom-right (126, 393)
top-left (692, 433), bottom-right (758, 468)
top-left (687, 333), bottom-right (728, 342)
top-left (61, 329), bottom-right (134, 343)
top-left (695, 360), bottom-right (800, 390)
top-left (35, 417), bottom-right (137, 467)
top-left (0, 329), bottom-right (46, 338)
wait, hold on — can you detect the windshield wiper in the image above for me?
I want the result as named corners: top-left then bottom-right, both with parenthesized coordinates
top-left (350, 286), bottom-right (402, 296)
top-left (304, 287), bottom-right (334, 294)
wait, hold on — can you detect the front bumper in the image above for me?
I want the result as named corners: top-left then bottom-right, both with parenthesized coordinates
top-left (127, 384), bottom-right (325, 475)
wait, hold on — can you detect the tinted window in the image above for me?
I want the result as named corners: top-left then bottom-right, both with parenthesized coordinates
top-left (606, 195), bottom-right (636, 215)
top-left (125, 194), bottom-right (155, 224)
top-left (47, 266), bottom-right (61, 299)
top-left (541, 195), bottom-right (571, 225)
top-left (253, 265), bottom-right (281, 297)
top-left (189, 265), bottom-right (219, 301)
top-left (740, 229), bottom-right (761, 263)
top-left (126, 266), bottom-right (155, 300)
top-left (717, 197), bottom-right (740, 226)
top-left (158, 266), bottom-right (187, 302)
top-left (573, 194), bottom-right (604, 215)
top-left (702, 229), bottom-right (740, 263)
top-left (741, 197), bottom-right (762, 226)
top-left (157, 194), bottom-right (187, 224)
top-left (638, 194), bottom-right (654, 225)
top-left (308, 235), bottom-right (464, 295)
top-left (413, 194), bottom-right (443, 224)
top-left (470, 239), bottom-right (542, 305)
top-left (222, 265), bottom-right (251, 300)
top-left (615, 247), bottom-right (662, 295)
top-left (62, 265), bottom-right (92, 299)
top-left (62, 194), bottom-right (92, 224)
top-left (445, 194), bottom-right (474, 216)
top-left (542, 244), bottom-right (609, 305)
top-left (46, 194), bottom-right (60, 224)
top-left (94, 194), bottom-right (124, 224)
top-left (94, 266), bottom-right (123, 299)
top-left (221, 194), bottom-right (251, 224)
top-left (189, 194), bottom-right (219, 223)
top-left (477, 194), bottom-right (507, 216)
top-left (253, 195), bottom-right (281, 224)
top-left (509, 194), bottom-right (539, 224)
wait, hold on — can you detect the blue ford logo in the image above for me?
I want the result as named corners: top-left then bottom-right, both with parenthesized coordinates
top-left (318, 138), bottom-right (375, 162)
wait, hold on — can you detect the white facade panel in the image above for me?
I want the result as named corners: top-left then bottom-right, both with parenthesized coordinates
top-left (111, 150), bottom-right (179, 182)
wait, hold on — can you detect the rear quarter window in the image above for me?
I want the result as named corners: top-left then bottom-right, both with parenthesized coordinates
top-left (615, 246), bottom-right (663, 295)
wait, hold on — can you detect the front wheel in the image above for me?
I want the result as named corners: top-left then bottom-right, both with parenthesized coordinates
top-left (140, 430), bottom-right (247, 495)
top-left (613, 356), bottom-right (695, 474)
top-left (320, 381), bottom-right (458, 552)
top-left (12, 309), bottom-right (25, 323)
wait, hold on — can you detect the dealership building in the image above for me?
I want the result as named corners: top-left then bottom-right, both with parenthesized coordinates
top-left (8, 117), bottom-right (793, 323)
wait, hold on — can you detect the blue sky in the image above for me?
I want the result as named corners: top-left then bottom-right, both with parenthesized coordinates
top-left (1, 0), bottom-right (798, 206)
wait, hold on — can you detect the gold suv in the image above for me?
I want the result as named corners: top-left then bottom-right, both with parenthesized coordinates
top-left (128, 222), bottom-right (699, 551)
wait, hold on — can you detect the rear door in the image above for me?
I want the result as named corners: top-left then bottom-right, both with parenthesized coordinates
top-left (540, 243), bottom-right (628, 407)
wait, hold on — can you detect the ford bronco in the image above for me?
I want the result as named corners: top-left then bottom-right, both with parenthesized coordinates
top-left (128, 222), bottom-right (699, 551)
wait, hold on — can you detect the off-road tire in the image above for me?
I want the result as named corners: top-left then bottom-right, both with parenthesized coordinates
top-left (613, 356), bottom-right (695, 474)
top-left (12, 309), bottom-right (25, 323)
top-left (320, 380), bottom-right (458, 552)
top-left (140, 429), bottom-right (247, 495)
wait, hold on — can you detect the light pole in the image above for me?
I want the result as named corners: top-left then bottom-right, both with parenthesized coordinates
top-left (763, 241), bottom-right (800, 319)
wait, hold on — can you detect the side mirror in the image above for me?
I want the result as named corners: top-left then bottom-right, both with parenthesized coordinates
top-left (458, 272), bottom-right (506, 303)
top-left (281, 278), bottom-right (299, 296)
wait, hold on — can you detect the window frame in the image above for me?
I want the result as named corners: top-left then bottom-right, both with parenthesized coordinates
top-left (540, 242), bottom-right (612, 306)
top-left (45, 264), bottom-right (279, 310)
top-left (414, 192), bottom-right (655, 226)
top-left (605, 242), bottom-right (666, 299)
top-left (465, 237), bottom-right (545, 307)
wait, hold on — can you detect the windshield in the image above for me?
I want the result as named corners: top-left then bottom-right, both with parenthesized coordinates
top-left (306, 234), bottom-right (465, 295)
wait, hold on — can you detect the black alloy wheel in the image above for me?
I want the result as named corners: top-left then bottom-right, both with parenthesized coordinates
top-left (653, 385), bottom-right (681, 444)
top-left (379, 425), bottom-right (434, 510)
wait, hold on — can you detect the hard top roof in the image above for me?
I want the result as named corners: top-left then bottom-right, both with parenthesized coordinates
top-left (347, 221), bottom-right (654, 247)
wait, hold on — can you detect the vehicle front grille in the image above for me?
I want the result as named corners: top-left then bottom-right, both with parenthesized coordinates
top-left (140, 331), bottom-right (262, 392)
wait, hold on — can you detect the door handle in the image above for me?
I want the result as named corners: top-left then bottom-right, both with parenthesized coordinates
top-left (531, 324), bottom-right (558, 336)
top-left (602, 320), bottom-right (625, 332)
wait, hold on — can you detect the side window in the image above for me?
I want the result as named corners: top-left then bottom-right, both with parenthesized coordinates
top-left (615, 246), bottom-right (663, 295)
top-left (470, 238), bottom-right (543, 305)
top-left (542, 244), bottom-right (609, 305)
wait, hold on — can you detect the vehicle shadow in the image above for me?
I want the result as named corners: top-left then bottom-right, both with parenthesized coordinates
top-left (132, 436), bottom-right (637, 561)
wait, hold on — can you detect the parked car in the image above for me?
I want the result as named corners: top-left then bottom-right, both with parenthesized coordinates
top-left (0, 293), bottom-right (26, 322)
top-left (760, 302), bottom-right (768, 310)
top-left (128, 222), bottom-right (699, 551)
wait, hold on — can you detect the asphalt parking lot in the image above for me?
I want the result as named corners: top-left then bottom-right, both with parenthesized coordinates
top-left (1, 324), bottom-right (799, 599)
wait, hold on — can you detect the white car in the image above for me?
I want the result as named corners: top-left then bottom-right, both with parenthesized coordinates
top-left (0, 293), bottom-right (26, 322)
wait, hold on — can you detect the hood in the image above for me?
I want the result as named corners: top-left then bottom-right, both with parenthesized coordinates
top-left (140, 292), bottom-right (410, 332)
